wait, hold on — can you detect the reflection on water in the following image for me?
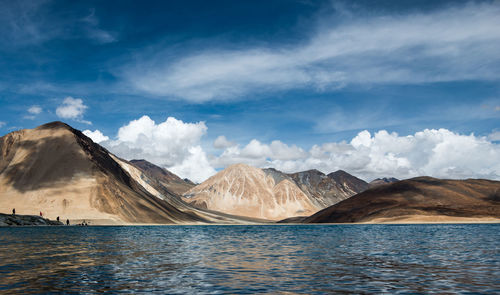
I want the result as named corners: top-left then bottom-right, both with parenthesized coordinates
top-left (0, 225), bottom-right (499, 293)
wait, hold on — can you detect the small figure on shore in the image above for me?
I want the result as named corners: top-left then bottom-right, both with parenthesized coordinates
top-left (66, 219), bottom-right (70, 226)
top-left (12, 208), bottom-right (15, 216)
top-left (56, 216), bottom-right (60, 222)
top-left (40, 211), bottom-right (43, 217)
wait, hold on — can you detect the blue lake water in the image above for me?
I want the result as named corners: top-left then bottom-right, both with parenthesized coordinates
top-left (0, 224), bottom-right (499, 294)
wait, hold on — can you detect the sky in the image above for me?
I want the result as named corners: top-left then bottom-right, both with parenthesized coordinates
top-left (0, 0), bottom-right (499, 182)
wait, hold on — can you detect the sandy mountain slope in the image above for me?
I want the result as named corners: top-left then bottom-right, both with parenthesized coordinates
top-left (183, 164), bottom-right (321, 220)
top-left (0, 122), bottom-right (252, 224)
top-left (304, 177), bottom-right (500, 223)
top-left (129, 159), bottom-right (194, 196)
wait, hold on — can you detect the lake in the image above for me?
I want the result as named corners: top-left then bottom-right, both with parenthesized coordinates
top-left (0, 224), bottom-right (499, 294)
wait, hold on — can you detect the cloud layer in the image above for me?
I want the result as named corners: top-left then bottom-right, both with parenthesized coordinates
top-left (91, 115), bottom-right (500, 183)
top-left (123, 2), bottom-right (500, 102)
top-left (221, 129), bottom-right (500, 181)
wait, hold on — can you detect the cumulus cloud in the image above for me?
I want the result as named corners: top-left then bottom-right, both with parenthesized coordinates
top-left (93, 116), bottom-right (500, 183)
top-left (489, 131), bottom-right (500, 141)
top-left (213, 138), bottom-right (308, 168)
top-left (82, 129), bottom-right (109, 143)
top-left (122, 2), bottom-right (500, 102)
top-left (213, 135), bottom-right (235, 149)
top-left (211, 129), bottom-right (500, 181)
top-left (56, 96), bottom-right (91, 124)
top-left (28, 105), bottom-right (42, 114)
top-left (103, 115), bottom-right (215, 182)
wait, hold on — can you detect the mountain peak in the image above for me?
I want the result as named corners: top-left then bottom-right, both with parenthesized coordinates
top-left (35, 121), bottom-right (73, 131)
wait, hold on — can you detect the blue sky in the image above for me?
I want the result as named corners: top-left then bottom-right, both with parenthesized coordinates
top-left (1, 0), bottom-right (499, 182)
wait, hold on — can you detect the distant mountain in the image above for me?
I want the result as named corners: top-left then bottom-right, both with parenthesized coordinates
top-left (129, 159), bottom-right (194, 196)
top-left (183, 164), bottom-right (370, 220)
top-left (303, 177), bottom-right (500, 223)
top-left (183, 164), bottom-right (321, 220)
top-left (0, 122), bottom-right (251, 224)
top-left (369, 177), bottom-right (399, 187)
top-left (266, 168), bottom-right (369, 208)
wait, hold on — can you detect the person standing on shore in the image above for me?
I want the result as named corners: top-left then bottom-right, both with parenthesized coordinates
top-left (57, 216), bottom-right (60, 222)
top-left (40, 211), bottom-right (43, 217)
top-left (12, 208), bottom-right (15, 216)
top-left (66, 219), bottom-right (70, 226)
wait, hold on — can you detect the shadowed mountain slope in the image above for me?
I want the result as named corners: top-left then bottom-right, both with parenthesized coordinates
top-left (304, 177), bottom-right (500, 223)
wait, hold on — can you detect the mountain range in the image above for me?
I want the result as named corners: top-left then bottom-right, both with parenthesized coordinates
top-left (181, 165), bottom-right (369, 220)
top-left (1, 122), bottom-right (499, 224)
top-left (0, 122), bottom-right (259, 224)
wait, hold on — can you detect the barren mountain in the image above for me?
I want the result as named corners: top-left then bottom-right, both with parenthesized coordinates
top-left (0, 122), bottom-right (252, 224)
top-left (288, 169), bottom-right (369, 207)
top-left (183, 164), bottom-right (321, 220)
top-left (304, 177), bottom-right (500, 223)
top-left (370, 177), bottom-right (399, 187)
top-left (129, 159), bottom-right (194, 196)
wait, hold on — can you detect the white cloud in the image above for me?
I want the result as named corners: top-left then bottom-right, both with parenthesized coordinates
top-left (28, 105), bottom-right (42, 114)
top-left (56, 96), bottom-right (91, 124)
top-left (169, 146), bottom-right (215, 184)
top-left (489, 131), bottom-right (500, 141)
top-left (0, 121), bottom-right (5, 128)
top-left (213, 135), bottom-right (235, 149)
top-left (82, 129), bottom-right (109, 143)
top-left (103, 115), bottom-right (215, 182)
top-left (95, 116), bottom-right (500, 183)
top-left (122, 2), bottom-right (500, 102)
top-left (211, 129), bottom-right (500, 181)
top-left (213, 139), bottom-right (308, 168)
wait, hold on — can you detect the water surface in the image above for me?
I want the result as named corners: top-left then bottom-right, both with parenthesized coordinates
top-left (0, 224), bottom-right (499, 293)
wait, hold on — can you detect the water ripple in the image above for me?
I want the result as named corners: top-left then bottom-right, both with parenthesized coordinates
top-left (0, 224), bottom-right (499, 294)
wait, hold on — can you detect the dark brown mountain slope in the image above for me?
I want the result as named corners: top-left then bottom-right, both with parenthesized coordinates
top-left (304, 177), bottom-right (500, 223)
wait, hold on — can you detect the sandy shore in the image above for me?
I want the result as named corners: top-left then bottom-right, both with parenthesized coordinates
top-left (75, 215), bottom-right (500, 226)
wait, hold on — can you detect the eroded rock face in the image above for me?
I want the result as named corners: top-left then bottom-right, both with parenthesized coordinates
top-left (289, 169), bottom-right (369, 208)
top-left (183, 164), bottom-right (321, 220)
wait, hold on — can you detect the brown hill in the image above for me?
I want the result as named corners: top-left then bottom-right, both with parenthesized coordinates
top-left (304, 177), bottom-right (500, 223)
top-left (0, 122), bottom-right (252, 224)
